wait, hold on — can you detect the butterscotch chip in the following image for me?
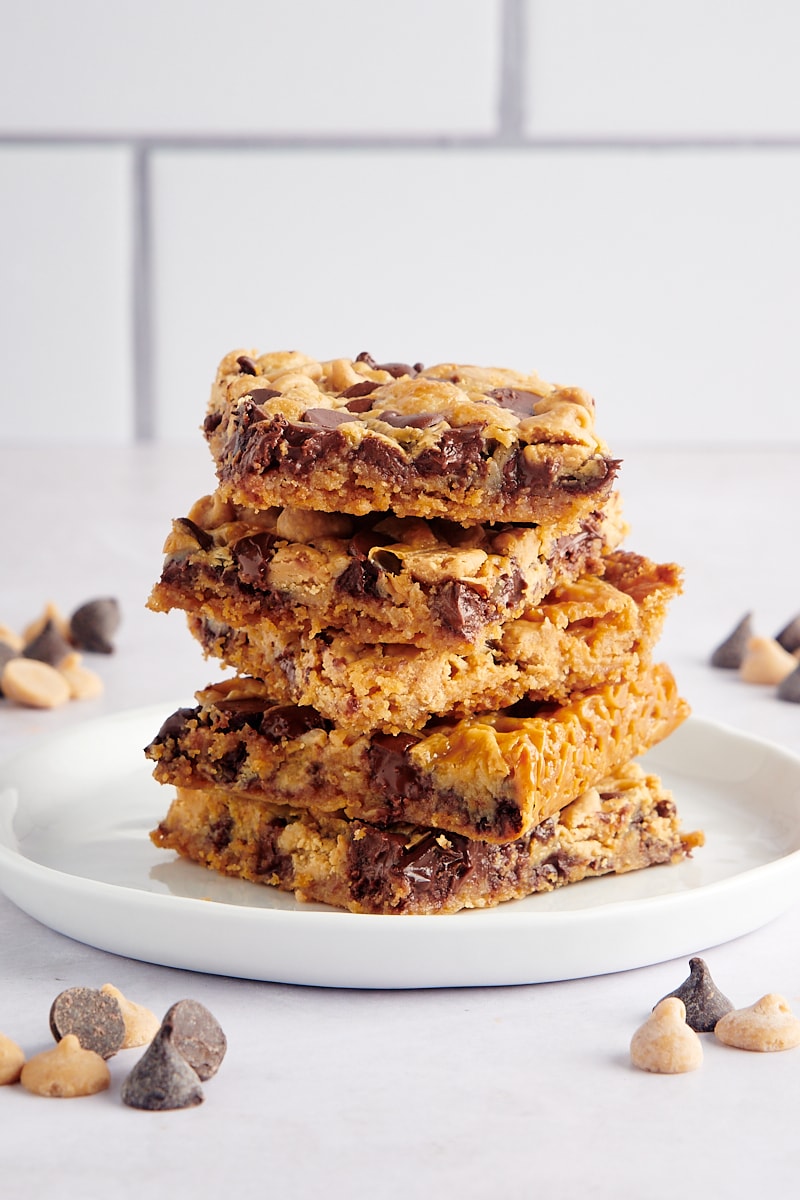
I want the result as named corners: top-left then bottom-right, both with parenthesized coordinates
top-left (710, 613), bottom-right (753, 669)
top-left (59, 652), bottom-right (104, 700)
top-left (20, 1034), bottom-right (110, 1098)
top-left (715, 994), bottom-right (800, 1052)
top-left (630, 998), bottom-right (703, 1074)
top-left (0, 1032), bottom-right (25, 1085)
top-left (1, 658), bottom-right (70, 708)
top-left (49, 986), bottom-right (126, 1059)
top-left (739, 636), bottom-right (798, 685)
top-left (100, 984), bottom-right (160, 1048)
top-left (0, 623), bottom-right (23, 652)
top-left (657, 957), bottom-right (734, 1033)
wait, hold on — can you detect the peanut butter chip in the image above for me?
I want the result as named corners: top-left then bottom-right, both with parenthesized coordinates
top-left (100, 984), bottom-right (160, 1049)
top-left (0, 1032), bottom-right (25, 1085)
top-left (714, 994), bottom-right (800, 1052)
top-left (59, 653), bottom-right (104, 700)
top-left (630, 997), bottom-right (703, 1074)
top-left (20, 1034), bottom-right (110, 1097)
top-left (739, 636), bottom-right (798, 685)
top-left (1, 658), bottom-right (71, 708)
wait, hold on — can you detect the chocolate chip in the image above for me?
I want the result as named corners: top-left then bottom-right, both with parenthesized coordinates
top-left (431, 580), bottom-right (493, 639)
top-left (175, 516), bottom-right (214, 552)
top-left (203, 411), bottom-right (223, 435)
top-left (376, 409), bottom-right (441, 430)
top-left (414, 426), bottom-right (486, 477)
top-left (260, 704), bottom-right (328, 741)
top-left (49, 987), bottom-right (126, 1059)
top-left (342, 380), bottom-right (381, 402)
top-left (710, 613), bottom-right (753, 669)
top-left (121, 1031), bottom-right (204, 1111)
top-left (23, 620), bottom-right (72, 666)
top-left (151, 706), bottom-right (198, 744)
top-left (657, 957), bottom-right (734, 1033)
top-left (355, 352), bottom-right (420, 378)
top-left (247, 387), bottom-right (282, 404)
top-left (301, 407), bottom-right (359, 429)
top-left (337, 556), bottom-right (383, 598)
top-left (161, 999), bottom-right (226, 1081)
top-left (69, 598), bottom-right (121, 654)
top-left (368, 733), bottom-right (425, 800)
top-left (488, 387), bottom-right (542, 417)
top-left (777, 663), bottom-right (800, 704)
top-left (233, 531), bottom-right (278, 586)
top-left (776, 613), bottom-right (800, 654)
top-left (236, 354), bottom-right (258, 375)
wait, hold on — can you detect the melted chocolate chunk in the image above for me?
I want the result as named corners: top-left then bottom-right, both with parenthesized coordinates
top-left (347, 825), bottom-right (470, 909)
top-left (151, 706), bottom-right (198, 744)
top-left (301, 407), bottom-right (359, 429)
top-left (487, 387), bottom-right (542, 418)
top-left (203, 411), bottom-right (223, 435)
top-left (355, 436), bottom-right (406, 478)
top-left (431, 580), bottom-right (494, 639)
top-left (398, 831), bottom-right (471, 896)
top-left (236, 354), bottom-right (258, 375)
top-left (368, 733), bottom-right (425, 800)
top-left (493, 568), bottom-right (525, 609)
top-left (260, 704), bottom-right (328, 741)
top-left (212, 697), bottom-right (272, 732)
top-left (376, 409), bottom-right (441, 430)
top-left (209, 813), bottom-right (235, 850)
top-left (175, 516), bottom-right (214, 552)
top-left (233, 531), bottom-right (278, 586)
top-left (248, 387), bottom-right (282, 404)
top-left (337, 556), bottom-right (383, 598)
top-left (414, 425), bottom-right (486, 477)
top-left (283, 424), bottom-right (347, 473)
top-left (355, 352), bottom-right (421, 378)
top-left (348, 528), bottom-right (392, 558)
top-left (342, 380), bottom-right (381, 402)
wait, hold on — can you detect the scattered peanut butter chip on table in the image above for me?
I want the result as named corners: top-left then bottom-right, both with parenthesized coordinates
top-left (657, 957), bottom-right (734, 1033)
top-left (1, 658), bottom-right (71, 708)
top-left (59, 652), bottom-right (104, 700)
top-left (739, 636), bottom-right (798, 685)
top-left (630, 997), bottom-right (704, 1074)
top-left (0, 1033), bottom-right (26, 1085)
top-left (710, 613), bottom-right (753, 669)
top-left (20, 1034), bottom-right (110, 1098)
top-left (49, 986), bottom-right (126, 1059)
top-left (714, 994), bottom-right (800, 1052)
top-left (121, 1029), bottom-right (205, 1111)
top-left (100, 984), bottom-right (160, 1048)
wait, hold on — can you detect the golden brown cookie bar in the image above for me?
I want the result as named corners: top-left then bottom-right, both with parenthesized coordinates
top-left (183, 551), bottom-right (681, 733)
top-left (145, 661), bottom-right (689, 843)
top-left (150, 762), bottom-right (704, 915)
top-left (148, 489), bottom-right (626, 650)
top-left (204, 350), bottom-right (619, 526)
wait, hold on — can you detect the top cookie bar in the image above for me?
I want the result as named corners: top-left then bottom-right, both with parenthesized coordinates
top-left (204, 350), bottom-right (619, 526)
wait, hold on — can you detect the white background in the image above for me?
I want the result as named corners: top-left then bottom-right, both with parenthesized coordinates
top-left (1, 0), bottom-right (799, 446)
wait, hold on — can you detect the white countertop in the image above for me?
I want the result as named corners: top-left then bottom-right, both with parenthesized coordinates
top-left (1, 444), bottom-right (800, 1197)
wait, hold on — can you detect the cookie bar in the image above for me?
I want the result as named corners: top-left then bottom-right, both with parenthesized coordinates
top-left (150, 761), bottom-right (704, 915)
top-left (184, 551), bottom-right (682, 732)
top-left (145, 660), bottom-right (689, 843)
top-left (204, 350), bottom-right (619, 527)
top-left (149, 489), bottom-right (626, 649)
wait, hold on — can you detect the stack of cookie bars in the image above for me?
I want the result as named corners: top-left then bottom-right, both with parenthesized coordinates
top-left (145, 350), bottom-right (702, 914)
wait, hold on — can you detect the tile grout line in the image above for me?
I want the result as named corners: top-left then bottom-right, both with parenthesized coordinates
top-left (131, 146), bottom-right (154, 442)
top-left (498, 0), bottom-right (526, 142)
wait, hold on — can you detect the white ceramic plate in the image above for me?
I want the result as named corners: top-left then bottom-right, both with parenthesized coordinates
top-left (1, 706), bottom-right (800, 989)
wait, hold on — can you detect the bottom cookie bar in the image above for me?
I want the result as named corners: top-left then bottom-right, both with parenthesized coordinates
top-left (151, 762), bottom-right (704, 915)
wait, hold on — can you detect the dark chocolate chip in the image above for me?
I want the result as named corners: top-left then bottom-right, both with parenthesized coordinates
top-left (69, 598), bottom-right (121, 654)
top-left (776, 613), bottom-right (800, 654)
top-left (233, 531), bottom-right (278, 586)
top-left (203, 411), bottom-right (223, 435)
top-left (337, 556), bottom-right (383, 598)
top-left (121, 1031), bottom-right (204, 1111)
top-left (49, 986), bottom-right (126, 1059)
top-left (151, 706), bottom-right (198, 744)
top-left (301, 407), bottom-right (359, 429)
top-left (247, 387), bottom-right (282, 404)
top-left (657, 957), bottom-right (734, 1033)
top-left (414, 425), bottom-right (486, 477)
top-left (368, 733), bottom-right (425, 800)
top-left (710, 613), bottom-right (753, 669)
top-left (161, 999), bottom-right (227, 1081)
top-left (376, 409), bottom-right (441, 430)
top-left (431, 580), bottom-right (493, 639)
top-left (355, 352), bottom-right (419, 378)
top-left (342, 380), bottom-right (381, 401)
top-left (777, 663), bottom-right (800, 704)
top-left (23, 620), bottom-right (72, 666)
top-left (488, 387), bottom-right (542, 418)
top-left (175, 516), bottom-right (214, 552)
top-left (347, 529), bottom-right (391, 558)
top-left (236, 354), bottom-right (258, 375)
top-left (260, 704), bottom-right (328, 741)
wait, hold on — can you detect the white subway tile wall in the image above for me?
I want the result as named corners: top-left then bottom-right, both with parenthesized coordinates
top-left (1, 0), bottom-right (799, 447)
